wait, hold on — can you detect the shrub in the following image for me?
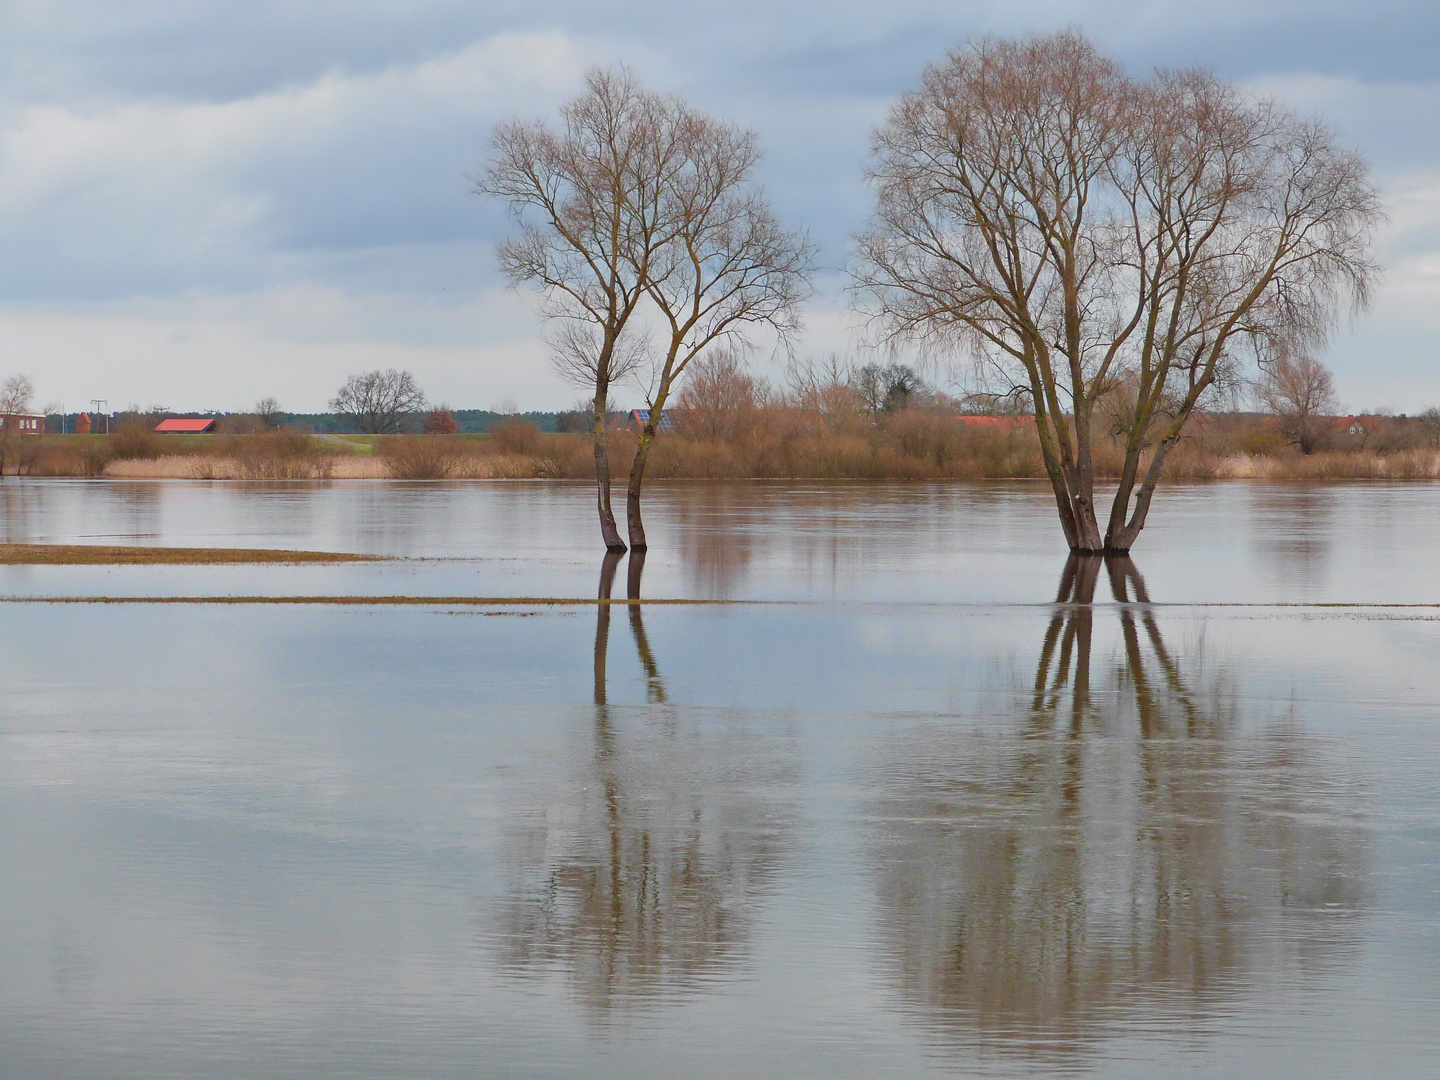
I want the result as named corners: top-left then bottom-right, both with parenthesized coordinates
top-left (424, 408), bottom-right (459, 435)
top-left (230, 431), bottom-right (333, 479)
top-left (490, 417), bottom-right (543, 456)
top-left (110, 421), bottom-right (165, 460)
top-left (380, 435), bottom-right (468, 479)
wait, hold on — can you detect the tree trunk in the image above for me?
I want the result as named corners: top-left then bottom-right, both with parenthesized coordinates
top-left (1104, 434), bottom-right (1179, 553)
top-left (625, 423), bottom-right (657, 551)
top-left (593, 387), bottom-right (626, 552)
top-left (1068, 404), bottom-right (1104, 552)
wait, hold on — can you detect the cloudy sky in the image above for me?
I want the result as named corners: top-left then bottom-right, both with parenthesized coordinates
top-left (2, 0), bottom-right (1437, 414)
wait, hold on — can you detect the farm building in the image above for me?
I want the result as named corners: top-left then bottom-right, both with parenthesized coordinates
top-left (153, 417), bottom-right (217, 433)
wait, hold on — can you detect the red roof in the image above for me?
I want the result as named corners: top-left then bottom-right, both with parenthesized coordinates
top-left (153, 417), bottom-right (216, 433)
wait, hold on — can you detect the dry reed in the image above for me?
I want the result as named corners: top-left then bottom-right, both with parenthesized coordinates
top-left (16, 412), bottom-right (1440, 483)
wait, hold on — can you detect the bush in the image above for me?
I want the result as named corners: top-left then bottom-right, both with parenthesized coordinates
top-left (110, 422), bottom-right (166, 460)
top-left (228, 431), bottom-right (332, 479)
top-left (424, 408), bottom-right (458, 435)
top-left (490, 418), bottom-right (543, 456)
top-left (380, 435), bottom-right (468, 479)
top-left (216, 413), bottom-right (264, 435)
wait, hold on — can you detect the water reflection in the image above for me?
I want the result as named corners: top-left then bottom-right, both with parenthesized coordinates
top-left (869, 555), bottom-right (1370, 1063)
top-left (493, 552), bottom-right (795, 1015)
top-left (673, 486), bottom-right (759, 598)
top-left (1251, 486), bottom-right (1337, 594)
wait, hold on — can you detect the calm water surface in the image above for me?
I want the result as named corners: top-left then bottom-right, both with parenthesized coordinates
top-left (1, 479), bottom-right (1438, 1078)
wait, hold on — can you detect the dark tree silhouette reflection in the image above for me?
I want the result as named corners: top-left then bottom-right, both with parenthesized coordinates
top-left (868, 555), bottom-right (1370, 1064)
top-left (493, 551), bottom-right (795, 1016)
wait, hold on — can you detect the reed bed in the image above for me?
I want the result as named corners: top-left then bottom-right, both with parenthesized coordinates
top-left (13, 413), bottom-right (1440, 482)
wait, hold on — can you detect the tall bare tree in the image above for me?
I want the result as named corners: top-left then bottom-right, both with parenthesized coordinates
top-left (627, 114), bottom-right (812, 549)
top-left (330, 369), bottom-right (427, 433)
top-left (255, 396), bottom-right (282, 430)
top-left (1256, 354), bottom-right (1338, 454)
top-left (482, 68), bottom-right (685, 551)
top-left (856, 32), bottom-right (1381, 552)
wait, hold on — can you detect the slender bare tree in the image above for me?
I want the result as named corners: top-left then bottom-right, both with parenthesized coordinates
top-left (330, 369), bottom-right (427, 433)
top-left (481, 68), bottom-right (686, 551)
top-left (0, 374), bottom-right (37, 475)
top-left (1256, 354), bottom-right (1339, 454)
top-left (255, 396), bottom-right (282, 430)
top-left (856, 31), bottom-right (1381, 552)
top-left (627, 114), bottom-right (812, 548)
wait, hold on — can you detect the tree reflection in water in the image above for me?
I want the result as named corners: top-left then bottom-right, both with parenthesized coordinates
top-left (869, 554), bottom-right (1369, 1063)
top-left (494, 551), bottom-right (794, 1015)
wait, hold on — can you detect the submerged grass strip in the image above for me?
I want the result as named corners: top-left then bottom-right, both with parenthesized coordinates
top-left (0, 594), bottom-right (746, 606)
top-left (0, 544), bottom-right (384, 565)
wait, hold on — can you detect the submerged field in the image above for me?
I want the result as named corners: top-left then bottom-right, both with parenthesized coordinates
top-left (1, 478), bottom-right (1438, 1078)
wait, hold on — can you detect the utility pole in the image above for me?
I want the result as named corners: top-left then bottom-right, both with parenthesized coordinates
top-left (90, 399), bottom-right (109, 435)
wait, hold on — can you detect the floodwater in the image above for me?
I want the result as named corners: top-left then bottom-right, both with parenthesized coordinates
top-left (1, 479), bottom-right (1438, 1078)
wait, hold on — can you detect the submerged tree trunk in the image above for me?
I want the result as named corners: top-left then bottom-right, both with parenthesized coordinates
top-left (593, 386), bottom-right (626, 552)
top-left (625, 412), bottom-right (661, 551)
top-left (1104, 429), bottom-right (1184, 553)
top-left (1033, 405), bottom-right (1104, 554)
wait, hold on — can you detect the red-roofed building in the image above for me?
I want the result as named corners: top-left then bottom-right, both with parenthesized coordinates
top-left (153, 417), bottom-right (217, 433)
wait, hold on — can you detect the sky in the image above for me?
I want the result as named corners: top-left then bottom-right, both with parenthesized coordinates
top-left (1, 0), bottom-right (1438, 414)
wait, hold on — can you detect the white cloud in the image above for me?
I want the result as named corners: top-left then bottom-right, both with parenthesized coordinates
top-left (0, 32), bottom-right (594, 289)
top-left (0, 287), bottom-right (563, 413)
top-left (2, 10), bottom-right (1438, 411)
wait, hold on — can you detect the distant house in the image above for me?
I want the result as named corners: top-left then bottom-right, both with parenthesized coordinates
top-left (153, 417), bottom-right (217, 433)
top-left (0, 413), bottom-right (46, 434)
top-left (1336, 415), bottom-right (1371, 438)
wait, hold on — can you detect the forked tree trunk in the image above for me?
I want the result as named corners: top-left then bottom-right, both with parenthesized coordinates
top-left (1104, 433), bottom-right (1181, 553)
top-left (625, 420), bottom-right (659, 551)
top-left (593, 385), bottom-right (626, 552)
top-left (1033, 401), bottom-right (1105, 553)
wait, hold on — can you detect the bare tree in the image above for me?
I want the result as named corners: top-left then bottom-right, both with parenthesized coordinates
top-left (855, 32), bottom-right (1381, 552)
top-left (330, 369), bottom-right (428, 434)
top-left (255, 396), bottom-right (282, 430)
top-left (672, 347), bottom-right (768, 440)
top-left (481, 68), bottom-right (684, 552)
top-left (786, 354), bottom-right (867, 430)
top-left (1418, 407), bottom-right (1440, 450)
top-left (0, 374), bottom-right (36, 474)
top-left (854, 362), bottom-right (925, 415)
top-left (1256, 354), bottom-right (1339, 454)
top-left (627, 113), bottom-right (813, 548)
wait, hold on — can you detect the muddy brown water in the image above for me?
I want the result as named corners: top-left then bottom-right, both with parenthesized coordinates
top-left (1, 479), bottom-right (1437, 1078)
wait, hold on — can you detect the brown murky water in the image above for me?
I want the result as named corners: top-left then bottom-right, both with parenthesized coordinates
top-left (1, 479), bottom-right (1437, 1077)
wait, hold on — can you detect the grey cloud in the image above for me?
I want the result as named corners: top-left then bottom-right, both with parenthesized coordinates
top-left (2, 0), bottom-right (1438, 408)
